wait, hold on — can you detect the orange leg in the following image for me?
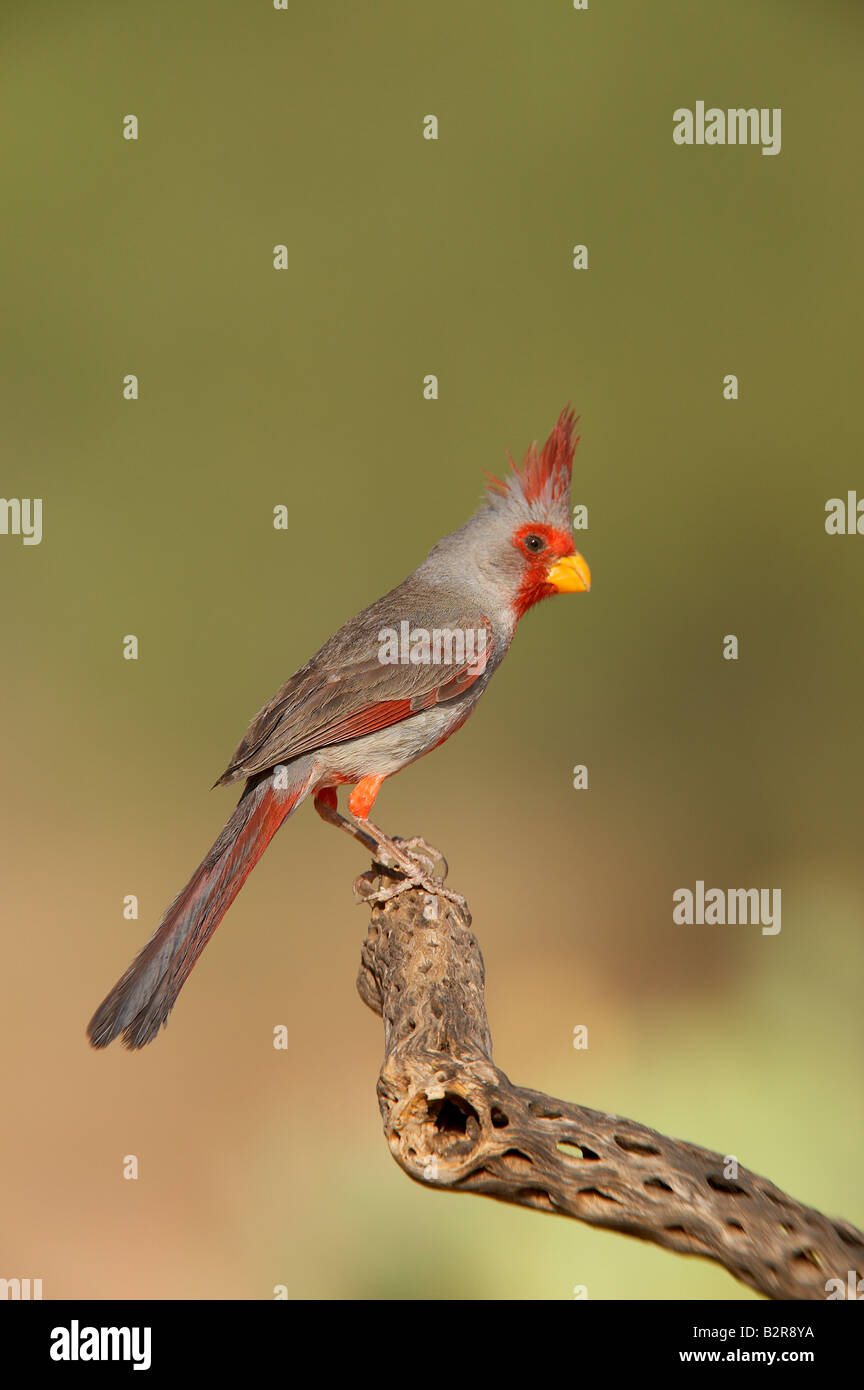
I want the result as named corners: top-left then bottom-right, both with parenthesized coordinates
top-left (313, 778), bottom-right (466, 911)
top-left (313, 785), bottom-right (378, 855)
top-left (347, 774), bottom-right (385, 820)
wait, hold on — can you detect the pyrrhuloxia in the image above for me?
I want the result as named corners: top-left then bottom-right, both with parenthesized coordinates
top-left (88, 408), bottom-right (590, 1048)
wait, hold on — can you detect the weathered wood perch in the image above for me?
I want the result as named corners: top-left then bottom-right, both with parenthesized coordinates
top-left (354, 848), bottom-right (864, 1301)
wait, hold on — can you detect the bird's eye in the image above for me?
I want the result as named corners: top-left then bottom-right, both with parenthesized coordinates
top-left (523, 533), bottom-right (546, 553)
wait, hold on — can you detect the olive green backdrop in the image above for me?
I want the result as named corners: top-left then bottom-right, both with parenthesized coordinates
top-left (1, 0), bottom-right (861, 1299)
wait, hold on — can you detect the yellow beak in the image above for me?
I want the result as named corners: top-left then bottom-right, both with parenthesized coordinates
top-left (546, 551), bottom-right (591, 593)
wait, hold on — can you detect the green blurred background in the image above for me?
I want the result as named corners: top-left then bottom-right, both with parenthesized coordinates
top-left (1, 0), bottom-right (861, 1299)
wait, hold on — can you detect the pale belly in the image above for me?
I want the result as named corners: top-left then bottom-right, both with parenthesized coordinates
top-left (315, 698), bottom-right (474, 786)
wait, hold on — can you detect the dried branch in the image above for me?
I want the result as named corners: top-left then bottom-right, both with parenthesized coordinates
top-left (354, 853), bottom-right (864, 1301)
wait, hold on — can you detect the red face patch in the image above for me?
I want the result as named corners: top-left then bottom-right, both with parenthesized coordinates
top-left (510, 523), bottom-right (575, 618)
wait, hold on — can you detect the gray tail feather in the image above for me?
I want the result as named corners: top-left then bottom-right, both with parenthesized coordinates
top-left (87, 769), bottom-right (309, 1050)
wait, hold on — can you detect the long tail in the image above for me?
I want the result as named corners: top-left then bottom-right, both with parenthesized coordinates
top-left (87, 765), bottom-right (313, 1050)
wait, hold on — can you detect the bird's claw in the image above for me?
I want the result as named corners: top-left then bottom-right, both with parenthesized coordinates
top-left (350, 828), bottom-right (465, 912)
top-left (364, 871), bottom-right (467, 912)
top-left (392, 836), bottom-right (447, 879)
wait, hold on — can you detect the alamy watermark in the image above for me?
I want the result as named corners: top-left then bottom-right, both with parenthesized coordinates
top-left (673, 103), bottom-right (781, 157)
top-left (50, 1321), bottom-right (151, 1371)
top-left (0, 497), bottom-right (42, 545)
top-left (673, 881), bottom-right (781, 935)
top-left (378, 621), bottom-right (487, 676)
top-left (1, 1276), bottom-right (43, 1299)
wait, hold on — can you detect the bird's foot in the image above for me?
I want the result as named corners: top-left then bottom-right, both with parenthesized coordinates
top-left (392, 835), bottom-right (443, 875)
top-left (364, 870), bottom-right (467, 911)
top-left (354, 825), bottom-right (467, 912)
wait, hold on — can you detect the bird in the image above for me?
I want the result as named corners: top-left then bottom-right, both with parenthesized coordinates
top-left (87, 407), bottom-right (591, 1049)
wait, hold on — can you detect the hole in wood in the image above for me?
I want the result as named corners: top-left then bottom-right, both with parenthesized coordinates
top-left (528, 1102), bottom-right (564, 1120)
top-left (793, 1248), bottom-right (823, 1270)
top-left (520, 1188), bottom-right (556, 1212)
top-left (707, 1174), bottom-right (749, 1196)
top-left (430, 1094), bottom-right (478, 1136)
top-left (615, 1134), bottom-right (661, 1156)
top-left (501, 1148), bottom-right (535, 1172)
top-left (557, 1140), bottom-right (600, 1161)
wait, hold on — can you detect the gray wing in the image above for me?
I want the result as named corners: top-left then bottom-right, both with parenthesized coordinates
top-left (215, 583), bottom-right (493, 784)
